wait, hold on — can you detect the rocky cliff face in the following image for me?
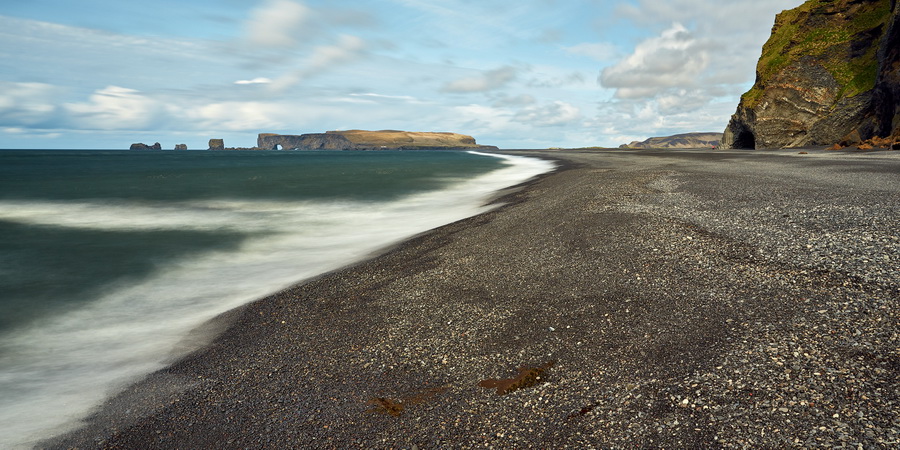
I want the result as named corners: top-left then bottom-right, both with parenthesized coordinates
top-left (873, 0), bottom-right (900, 141)
top-left (258, 133), bottom-right (355, 150)
top-left (619, 132), bottom-right (723, 149)
top-left (258, 130), bottom-right (495, 150)
top-left (722, 0), bottom-right (899, 149)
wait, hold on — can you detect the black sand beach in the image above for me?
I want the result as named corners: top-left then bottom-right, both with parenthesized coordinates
top-left (50, 148), bottom-right (899, 448)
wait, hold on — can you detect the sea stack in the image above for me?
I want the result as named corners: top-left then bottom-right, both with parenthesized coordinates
top-left (208, 139), bottom-right (225, 150)
top-left (130, 142), bottom-right (162, 150)
top-left (722, 0), bottom-right (899, 149)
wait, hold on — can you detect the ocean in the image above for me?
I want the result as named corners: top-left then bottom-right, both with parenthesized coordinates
top-left (0, 149), bottom-right (554, 448)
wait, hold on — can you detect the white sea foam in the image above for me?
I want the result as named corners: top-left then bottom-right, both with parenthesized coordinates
top-left (0, 152), bottom-right (554, 448)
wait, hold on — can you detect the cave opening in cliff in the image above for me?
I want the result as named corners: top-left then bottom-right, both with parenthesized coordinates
top-left (275, 144), bottom-right (283, 150)
top-left (733, 129), bottom-right (757, 149)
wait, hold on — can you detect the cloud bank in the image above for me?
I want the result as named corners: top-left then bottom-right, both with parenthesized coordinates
top-left (600, 23), bottom-right (711, 99)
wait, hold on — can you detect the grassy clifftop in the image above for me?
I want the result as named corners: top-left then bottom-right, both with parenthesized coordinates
top-left (258, 130), bottom-right (495, 150)
top-left (742, 0), bottom-right (892, 108)
top-left (327, 130), bottom-right (480, 148)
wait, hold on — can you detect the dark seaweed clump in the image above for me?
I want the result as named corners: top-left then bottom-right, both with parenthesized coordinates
top-left (478, 361), bottom-right (555, 395)
top-left (366, 386), bottom-right (450, 417)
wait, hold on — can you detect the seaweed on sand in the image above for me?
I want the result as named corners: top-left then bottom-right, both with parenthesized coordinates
top-left (478, 361), bottom-right (556, 395)
top-left (366, 385), bottom-right (451, 417)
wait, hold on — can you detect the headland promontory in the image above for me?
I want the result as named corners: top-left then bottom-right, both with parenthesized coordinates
top-left (257, 130), bottom-right (498, 151)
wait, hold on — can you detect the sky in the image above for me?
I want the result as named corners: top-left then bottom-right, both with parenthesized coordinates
top-left (0, 0), bottom-right (802, 149)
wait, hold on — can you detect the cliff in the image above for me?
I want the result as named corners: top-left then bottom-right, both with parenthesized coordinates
top-left (722, 0), bottom-right (899, 149)
top-left (619, 132), bottom-right (722, 149)
top-left (258, 130), bottom-right (496, 151)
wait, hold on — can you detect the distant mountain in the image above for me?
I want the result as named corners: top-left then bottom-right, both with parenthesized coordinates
top-left (619, 132), bottom-right (723, 149)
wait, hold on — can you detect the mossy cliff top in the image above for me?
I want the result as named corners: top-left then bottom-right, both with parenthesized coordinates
top-left (327, 130), bottom-right (479, 148)
top-left (723, 0), bottom-right (898, 149)
top-left (742, 0), bottom-right (892, 108)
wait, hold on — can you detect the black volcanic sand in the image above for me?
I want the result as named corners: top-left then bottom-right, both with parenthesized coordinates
top-left (49, 149), bottom-right (899, 448)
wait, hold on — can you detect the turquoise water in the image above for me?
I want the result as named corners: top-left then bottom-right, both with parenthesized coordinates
top-left (0, 149), bottom-right (554, 448)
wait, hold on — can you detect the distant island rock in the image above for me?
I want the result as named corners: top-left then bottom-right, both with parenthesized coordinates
top-left (722, 0), bottom-right (899, 149)
top-left (130, 142), bottom-right (161, 150)
top-left (619, 132), bottom-right (722, 149)
top-left (208, 139), bottom-right (225, 151)
top-left (175, 144), bottom-right (188, 150)
top-left (257, 130), bottom-right (498, 151)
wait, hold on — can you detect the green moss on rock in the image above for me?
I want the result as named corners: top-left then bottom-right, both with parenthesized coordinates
top-left (743, 0), bottom-right (891, 108)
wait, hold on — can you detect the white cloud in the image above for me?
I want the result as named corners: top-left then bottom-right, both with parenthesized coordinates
top-left (590, 97), bottom-right (736, 146)
top-left (515, 101), bottom-right (583, 127)
top-left (226, 1), bottom-right (373, 94)
top-left (616, 0), bottom-right (799, 35)
top-left (0, 82), bottom-right (62, 126)
top-left (268, 34), bottom-right (367, 92)
top-left (234, 78), bottom-right (273, 85)
top-left (441, 66), bottom-right (518, 93)
top-left (349, 93), bottom-right (422, 103)
top-left (657, 89), bottom-right (712, 114)
top-left (307, 35), bottom-right (367, 71)
top-left (64, 86), bottom-right (171, 130)
top-left (587, 0), bottom-right (799, 142)
top-left (599, 23), bottom-right (710, 99)
top-left (451, 103), bottom-right (518, 136)
top-left (244, 0), bottom-right (312, 48)
top-left (187, 101), bottom-right (286, 131)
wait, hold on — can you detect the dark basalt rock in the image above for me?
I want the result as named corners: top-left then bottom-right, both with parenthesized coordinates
top-left (872, 0), bottom-right (900, 140)
top-left (174, 144), bottom-right (188, 150)
top-left (722, 0), bottom-right (899, 149)
top-left (258, 133), bottom-right (355, 150)
top-left (129, 142), bottom-right (161, 151)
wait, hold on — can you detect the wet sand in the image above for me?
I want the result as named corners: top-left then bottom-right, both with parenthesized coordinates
top-left (49, 148), bottom-right (899, 448)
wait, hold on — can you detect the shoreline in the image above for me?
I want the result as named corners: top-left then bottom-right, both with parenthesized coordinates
top-left (48, 148), bottom-right (899, 448)
top-left (0, 150), bottom-right (554, 450)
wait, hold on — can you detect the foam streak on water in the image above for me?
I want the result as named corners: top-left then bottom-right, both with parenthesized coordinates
top-left (0, 152), bottom-right (554, 448)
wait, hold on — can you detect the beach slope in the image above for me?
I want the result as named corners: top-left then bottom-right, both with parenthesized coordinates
top-left (50, 149), bottom-right (899, 448)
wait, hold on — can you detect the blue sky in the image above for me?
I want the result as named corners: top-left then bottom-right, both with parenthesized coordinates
top-left (0, 0), bottom-right (800, 149)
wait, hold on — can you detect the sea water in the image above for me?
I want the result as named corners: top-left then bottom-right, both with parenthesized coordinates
top-left (0, 149), bottom-right (554, 448)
